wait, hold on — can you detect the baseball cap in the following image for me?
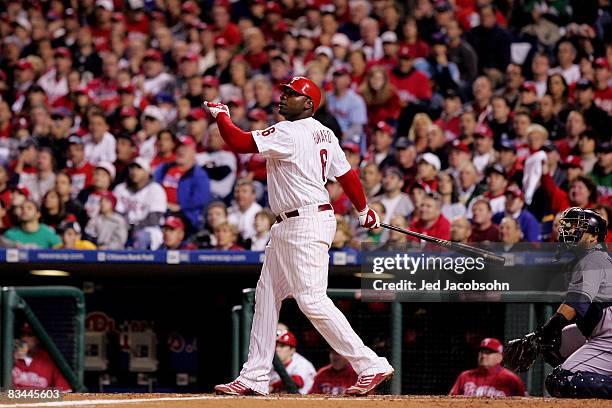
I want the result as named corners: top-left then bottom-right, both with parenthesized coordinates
top-left (417, 153), bottom-right (441, 171)
top-left (395, 137), bottom-right (414, 150)
top-left (381, 31), bottom-right (398, 44)
top-left (266, 1), bottom-right (282, 14)
top-left (142, 105), bottom-right (165, 123)
top-left (398, 45), bottom-right (412, 59)
top-left (144, 49), bottom-right (163, 62)
top-left (58, 220), bottom-right (81, 234)
top-left (593, 57), bottom-right (609, 69)
top-left (341, 141), bottom-right (360, 154)
top-left (98, 191), bottom-right (117, 209)
top-left (96, 0), bottom-right (114, 11)
top-left (384, 166), bottom-right (403, 178)
top-left (520, 81), bottom-right (537, 93)
top-left (187, 107), bottom-right (207, 121)
top-left (277, 331), bottom-right (297, 347)
top-left (474, 124), bottom-right (493, 138)
top-left (598, 141), bottom-right (612, 154)
top-left (178, 135), bottom-right (197, 149)
top-left (16, 59), bottom-right (33, 71)
top-left (575, 79), bottom-right (594, 90)
top-left (375, 121), bottom-right (393, 135)
top-left (214, 37), bottom-right (229, 48)
top-left (271, 54), bottom-right (290, 65)
top-left (163, 216), bottom-right (185, 230)
top-left (227, 98), bottom-right (245, 107)
top-left (485, 163), bottom-right (507, 177)
top-left (54, 47), bottom-right (72, 59)
top-left (331, 33), bottom-right (350, 48)
top-left (181, 53), bottom-right (199, 63)
top-left (450, 139), bottom-right (470, 153)
top-left (248, 108), bottom-right (268, 122)
top-left (202, 75), bottom-right (220, 88)
top-left (51, 107), bottom-right (72, 119)
top-left (499, 140), bottom-right (517, 153)
top-left (120, 106), bottom-right (138, 118)
top-left (130, 157), bottom-right (151, 174)
top-left (430, 31), bottom-right (448, 45)
top-left (479, 338), bottom-right (503, 353)
top-left (96, 161), bottom-right (116, 180)
top-left (315, 46), bottom-right (333, 60)
top-left (505, 184), bottom-right (524, 200)
top-left (68, 135), bottom-right (83, 145)
top-left (181, 1), bottom-right (198, 13)
top-left (561, 155), bottom-right (582, 168)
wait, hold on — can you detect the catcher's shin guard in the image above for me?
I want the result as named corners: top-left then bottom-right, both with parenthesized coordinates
top-left (545, 367), bottom-right (612, 398)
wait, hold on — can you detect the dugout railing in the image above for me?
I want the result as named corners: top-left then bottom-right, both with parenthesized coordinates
top-left (232, 289), bottom-right (565, 396)
top-left (0, 286), bottom-right (86, 392)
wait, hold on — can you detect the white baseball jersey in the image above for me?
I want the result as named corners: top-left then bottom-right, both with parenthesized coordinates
top-left (251, 118), bottom-right (351, 214)
top-left (113, 181), bottom-right (167, 225)
top-left (236, 116), bottom-right (393, 395)
top-left (83, 132), bottom-right (117, 165)
top-left (269, 353), bottom-right (316, 394)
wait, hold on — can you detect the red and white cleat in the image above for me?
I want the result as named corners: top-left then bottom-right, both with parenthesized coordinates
top-left (344, 370), bottom-right (394, 396)
top-left (214, 380), bottom-right (263, 396)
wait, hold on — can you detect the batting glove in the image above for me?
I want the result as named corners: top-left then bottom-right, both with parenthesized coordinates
top-left (358, 206), bottom-right (380, 229)
top-left (204, 101), bottom-right (230, 119)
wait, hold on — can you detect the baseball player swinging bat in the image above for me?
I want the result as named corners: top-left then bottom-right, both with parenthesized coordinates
top-left (380, 223), bottom-right (506, 266)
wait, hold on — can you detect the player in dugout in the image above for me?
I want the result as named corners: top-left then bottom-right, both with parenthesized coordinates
top-left (207, 76), bottom-right (394, 396)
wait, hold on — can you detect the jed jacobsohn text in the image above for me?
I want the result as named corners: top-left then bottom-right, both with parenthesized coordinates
top-left (372, 254), bottom-right (486, 275)
top-left (373, 279), bottom-right (510, 291)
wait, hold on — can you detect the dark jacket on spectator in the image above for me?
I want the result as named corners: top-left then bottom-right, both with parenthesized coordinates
top-left (466, 24), bottom-right (511, 73)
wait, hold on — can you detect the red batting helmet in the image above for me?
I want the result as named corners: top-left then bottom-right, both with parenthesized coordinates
top-left (281, 76), bottom-right (322, 113)
top-left (276, 331), bottom-right (297, 348)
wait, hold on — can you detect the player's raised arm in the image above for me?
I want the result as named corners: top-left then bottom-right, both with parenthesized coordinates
top-left (204, 102), bottom-right (259, 154)
top-left (336, 169), bottom-right (380, 229)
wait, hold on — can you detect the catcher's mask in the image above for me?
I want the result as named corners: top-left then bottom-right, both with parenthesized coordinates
top-left (558, 207), bottom-right (607, 246)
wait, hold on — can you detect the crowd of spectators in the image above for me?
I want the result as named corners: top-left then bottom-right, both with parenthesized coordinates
top-left (0, 0), bottom-right (610, 251)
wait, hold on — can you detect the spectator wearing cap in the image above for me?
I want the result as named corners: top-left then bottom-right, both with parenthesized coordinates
top-left (394, 137), bottom-right (418, 189)
top-left (65, 136), bottom-right (95, 199)
top-left (572, 79), bottom-right (610, 137)
top-left (17, 147), bottom-right (56, 207)
top-left (330, 33), bottom-right (351, 64)
top-left (466, 4), bottom-right (511, 80)
top-left (116, 105), bottom-right (140, 140)
top-left (56, 219), bottom-right (96, 249)
top-left (415, 32), bottom-right (461, 95)
top-left (416, 153), bottom-right (441, 192)
top-left (469, 198), bottom-right (499, 243)
top-left (262, 2), bottom-right (289, 44)
top-left (549, 39), bottom-right (580, 86)
top-left (589, 142), bottom-right (612, 202)
top-left (160, 216), bottom-right (196, 250)
top-left (497, 141), bottom-right (522, 187)
top-left (227, 178), bottom-right (262, 242)
top-left (11, 59), bottom-right (36, 112)
top-left (376, 31), bottom-right (400, 70)
top-left (409, 192), bottom-right (451, 241)
top-left (470, 164), bottom-right (508, 217)
top-left (533, 94), bottom-right (565, 141)
top-left (446, 19), bottom-right (478, 88)
top-left (435, 89), bottom-right (462, 140)
top-left (492, 185), bottom-right (540, 242)
top-left (155, 136), bottom-right (210, 232)
top-left (369, 121), bottom-right (396, 169)
top-left (42, 107), bottom-right (73, 169)
top-left (449, 337), bottom-right (526, 397)
top-left (141, 49), bottom-right (175, 98)
top-left (450, 216), bottom-right (472, 243)
top-left (327, 68), bottom-right (368, 145)
top-left (77, 161), bottom-right (116, 220)
top-left (155, 92), bottom-right (178, 128)
top-left (389, 44), bottom-right (432, 106)
top-left (578, 130), bottom-right (599, 174)
top-left (211, 0), bottom-right (241, 47)
top-left (3, 199), bottom-right (61, 249)
top-left (593, 58), bottom-right (611, 115)
top-left (516, 81), bottom-right (539, 112)
top-left (361, 163), bottom-right (383, 200)
top-left (341, 141), bottom-right (361, 171)
top-left (359, 67), bottom-right (401, 129)
top-left (186, 108), bottom-right (209, 151)
top-left (472, 126), bottom-right (496, 174)
top-left (522, 124), bottom-right (549, 205)
top-left (84, 191), bottom-right (128, 249)
top-left (37, 48), bottom-right (71, 104)
top-left (137, 105), bottom-right (165, 162)
top-left (447, 139), bottom-right (472, 180)
top-left (83, 111), bottom-right (117, 165)
top-left (438, 170), bottom-right (467, 221)
top-left (198, 124), bottom-right (238, 201)
top-left (203, 37), bottom-right (233, 85)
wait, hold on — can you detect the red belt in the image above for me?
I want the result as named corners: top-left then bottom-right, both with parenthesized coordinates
top-left (275, 204), bottom-right (333, 223)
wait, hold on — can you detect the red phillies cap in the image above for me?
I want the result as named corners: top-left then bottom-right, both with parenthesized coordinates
top-left (98, 191), bottom-right (117, 209)
top-left (277, 331), bottom-right (297, 347)
top-left (398, 45), bottom-right (412, 59)
top-left (375, 121), bottom-right (393, 134)
top-left (187, 108), bottom-right (207, 120)
top-left (178, 135), bottom-right (197, 148)
top-left (474, 124), bottom-right (493, 138)
top-left (118, 83), bottom-right (135, 93)
top-left (562, 155), bottom-right (582, 168)
top-left (163, 216), bottom-right (185, 230)
top-left (54, 47), bottom-right (72, 59)
top-left (479, 337), bottom-right (503, 353)
top-left (144, 49), bottom-right (163, 61)
top-left (214, 37), bottom-right (229, 48)
top-left (248, 108), bottom-right (268, 122)
top-left (341, 141), bottom-right (360, 154)
top-left (266, 1), bottom-right (282, 13)
top-left (505, 184), bottom-right (524, 200)
top-left (120, 106), bottom-right (138, 118)
top-left (16, 59), bottom-right (33, 70)
top-left (202, 75), bottom-right (220, 87)
top-left (228, 98), bottom-right (245, 107)
top-left (450, 139), bottom-right (470, 153)
top-left (214, 0), bottom-right (231, 8)
top-left (181, 1), bottom-right (198, 13)
top-left (520, 81), bottom-right (537, 93)
top-left (593, 57), bottom-right (609, 69)
top-left (181, 53), bottom-right (199, 62)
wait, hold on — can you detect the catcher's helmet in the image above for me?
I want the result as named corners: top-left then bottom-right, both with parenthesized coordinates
top-left (276, 331), bottom-right (297, 348)
top-left (558, 207), bottom-right (607, 245)
top-left (281, 76), bottom-right (321, 113)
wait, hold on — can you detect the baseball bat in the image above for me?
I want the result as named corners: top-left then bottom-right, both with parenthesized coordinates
top-left (380, 223), bottom-right (506, 266)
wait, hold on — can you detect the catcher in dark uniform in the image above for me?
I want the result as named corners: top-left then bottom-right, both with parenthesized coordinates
top-left (504, 207), bottom-right (612, 398)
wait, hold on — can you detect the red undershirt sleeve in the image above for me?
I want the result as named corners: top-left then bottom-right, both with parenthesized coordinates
top-left (336, 169), bottom-right (367, 212)
top-left (216, 113), bottom-right (259, 154)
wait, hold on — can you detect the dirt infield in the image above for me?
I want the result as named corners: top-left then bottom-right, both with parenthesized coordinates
top-left (1, 393), bottom-right (611, 408)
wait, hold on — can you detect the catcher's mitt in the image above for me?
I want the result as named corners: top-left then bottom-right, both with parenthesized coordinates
top-left (503, 332), bottom-right (540, 372)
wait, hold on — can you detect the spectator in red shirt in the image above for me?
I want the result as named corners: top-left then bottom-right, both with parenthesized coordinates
top-left (409, 192), bottom-right (451, 241)
top-left (400, 18), bottom-right (429, 59)
top-left (469, 198), bottom-right (499, 243)
top-left (309, 349), bottom-right (358, 395)
top-left (65, 136), bottom-right (94, 199)
top-left (390, 45), bottom-right (432, 106)
top-left (449, 337), bottom-right (526, 397)
top-left (435, 88), bottom-right (463, 140)
top-left (540, 173), bottom-right (598, 215)
top-left (212, 1), bottom-right (242, 47)
top-left (359, 66), bottom-right (401, 129)
top-left (150, 130), bottom-right (177, 172)
top-left (160, 216), bottom-right (196, 250)
top-left (12, 323), bottom-right (71, 391)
